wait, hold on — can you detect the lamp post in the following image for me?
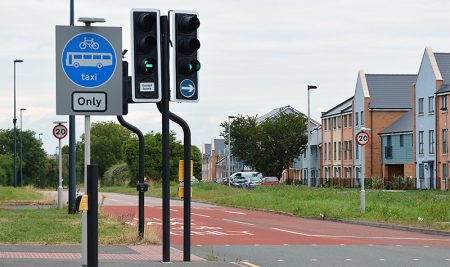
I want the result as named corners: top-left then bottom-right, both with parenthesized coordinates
top-left (13, 59), bottom-right (23, 188)
top-left (19, 108), bottom-right (26, 186)
top-left (38, 133), bottom-right (43, 188)
top-left (228, 115), bottom-right (236, 186)
top-left (307, 85), bottom-right (317, 187)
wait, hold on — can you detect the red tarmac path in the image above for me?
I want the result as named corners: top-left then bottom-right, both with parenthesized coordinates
top-left (103, 205), bottom-right (450, 247)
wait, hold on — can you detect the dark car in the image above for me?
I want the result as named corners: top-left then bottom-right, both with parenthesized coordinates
top-left (261, 176), bottom-right (279, 185)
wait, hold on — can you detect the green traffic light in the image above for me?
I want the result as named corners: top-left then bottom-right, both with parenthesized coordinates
top-left (142, 58), bottom-right (156, 74)
top-left (189, 60), bottom-right (201, 72)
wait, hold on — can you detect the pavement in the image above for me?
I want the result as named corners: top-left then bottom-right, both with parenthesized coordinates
top-left (0, 245), bottom-right (234, 267)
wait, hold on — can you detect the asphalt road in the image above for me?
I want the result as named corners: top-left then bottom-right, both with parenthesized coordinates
top-left (45, 190), bottom-right (450, 266)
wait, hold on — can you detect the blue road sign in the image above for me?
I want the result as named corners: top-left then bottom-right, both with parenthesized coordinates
top-left (179, 79), bottom-right (196, 98)
top-left (61, 32), bottom-right (116, 88)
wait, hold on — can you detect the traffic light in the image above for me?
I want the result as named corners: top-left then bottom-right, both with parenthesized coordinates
top-left (170, 11), bottom-right (200, 102)
top-left (130, 9), bottom-right (161, 102)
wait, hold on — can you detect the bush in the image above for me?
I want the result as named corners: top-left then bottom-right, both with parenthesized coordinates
top-left (103, 163), bottom-right (130, 186)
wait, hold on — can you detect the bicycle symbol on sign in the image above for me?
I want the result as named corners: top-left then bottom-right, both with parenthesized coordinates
top-left (79, 37), bottom-right (99, 50)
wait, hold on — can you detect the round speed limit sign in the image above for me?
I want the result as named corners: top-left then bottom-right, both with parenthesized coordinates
top-left (355, 131), bottom-right (370, 146)
top-left (53, 124), bottom-right (68, 140)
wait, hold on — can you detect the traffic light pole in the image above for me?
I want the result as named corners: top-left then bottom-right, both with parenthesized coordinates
top-left (159, 15), bottom-right (171, 262)
top-left (117, 116), bottom-right (146, 239)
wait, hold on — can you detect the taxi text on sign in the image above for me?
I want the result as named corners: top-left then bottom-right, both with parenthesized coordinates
top-left (55, 26), bottom-right (123, 115)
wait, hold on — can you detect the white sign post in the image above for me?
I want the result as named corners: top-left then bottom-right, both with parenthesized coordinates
top-left (356, 130), bottom-right (370, 213)
top-left (53, 123), bottom-right (67, 209)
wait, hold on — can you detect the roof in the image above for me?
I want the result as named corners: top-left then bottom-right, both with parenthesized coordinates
top-left (202, 143), bottom-right (212, 156)
top-left (212, 139), bottom-right (225, 156)
top-left (434, 53), bottom-right (450, 94)
top-left (378, 110), bottom-right (413, 135)
top-left (365, 74), bottom-right (416, 109)
top-left (321, 97), bottom-right (353, 118)
top-left (256, 105), bottom-right (319, 126)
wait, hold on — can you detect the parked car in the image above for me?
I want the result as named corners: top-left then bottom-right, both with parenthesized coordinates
top-left (231, 176), bottom-right (248, 187)
top-left (261, 176), bottom-right (280, 185)
top-left (229, 171), bottom-right (263, 181)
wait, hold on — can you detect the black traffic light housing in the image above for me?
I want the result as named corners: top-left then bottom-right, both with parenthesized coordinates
top-left (130, 9), bottom-right (161, 102)
top-left (170, 11), bottom-right (200, 102)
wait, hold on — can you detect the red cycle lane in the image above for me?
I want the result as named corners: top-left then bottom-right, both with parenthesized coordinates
top-left (103, 206), bottom-right (450, 247)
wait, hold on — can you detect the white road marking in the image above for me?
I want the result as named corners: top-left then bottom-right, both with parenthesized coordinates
top-left (277, 259), bottom-right (284, 262)
top-left (283, 244), bottom-right (289, 246)
top-left (271, 227), bottom-right (450, 242)
top-left (445, 259), bottom-right (450, 261)
top-left (170, 209), bottom-right (178, 212)
top-left (191, 213), bottom-right (211, 218)
top-left (340, 244), bottom-right (345, 246)
top-left (379, 259), bottom-right (386, 261)
top-left (311, 259), bottom-right (318, 262)
top-left (395, 245), bottom-right (401, 247)
top-left (225, 211), bottom-right (247, 215)
top-left (423, 245), bottom-right (430, 247)
top-left (223, 218), bottom-right (255, 226)
top-left (345, 259), bottom-right (352, 261)
top-left (412, 259), bottom-right (420, 261)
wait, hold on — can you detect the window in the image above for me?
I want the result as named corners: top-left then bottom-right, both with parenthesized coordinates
top-left (102, 54), bottom-right (111, 60)
top-left (74, 54), bottom-right (82, 59)
top-left (328, 142), bottom-right (332, 161)
top-left (400, 135), bottom-right (404, 147)
top-left (429, 96), bottom-right (435, 113)
top-left (337, 117), bottom-right (341, 128)
top-left (93, 55), bottom-right (101, 60)
top-left (324, 143), bottom-right (327, 160)
top-left (344, 141), bottom-right (348, 160)
top-left (355, 143), bottom-right (359, 160)
top-left (444, 163), bottom-right (448, 181)
top-left (443, 95), bottom-right (448, 110)
top-left (338, 142), bottom-right (341, 160)
top-left (355, 112), bottom-right (359, 126)
top-left (387, 135), bottom-right (392, 146)
top-left (83, 54), bottom-right (92, 59)
top-left (419, 131), bottom-right (424, 154)
top-left (429, 130), bottom-right (435, 154)
top-left (344, 115), bottom-right (347, 127)
top-left (333, 117), bottom-right (337, 129)
top-left (349, 142), bottom-right (352, 160)
top-left (334, 142), bottom-right (337, 160)
top-left (361, 111), bottom-right (364, 125)
top-left (418, 98), bottom-right (424, 114)
top-left (419, 164), bottom-right (424, 179)
top-left (349, 114), bottom-right (352, 126)
top-left (443, 129), bottom-right (448, 154)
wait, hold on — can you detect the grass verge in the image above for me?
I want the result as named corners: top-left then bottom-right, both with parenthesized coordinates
top-left (0, 186), bottom-right (159, 245)
top-left (100, 182), bottom-right (450, 231)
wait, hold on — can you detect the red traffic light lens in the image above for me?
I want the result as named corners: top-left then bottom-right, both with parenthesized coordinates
top-left (178, 15), bottom-right (200, 33)
top-left (138, 13), bottom-right (156, 32)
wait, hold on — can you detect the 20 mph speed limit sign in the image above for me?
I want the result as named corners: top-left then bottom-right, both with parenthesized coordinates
top-left (355, 131), bottom-right (370, 146)
top-left (53, 124), bottom-right (68, 139)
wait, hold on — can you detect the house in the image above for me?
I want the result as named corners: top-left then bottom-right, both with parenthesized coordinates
top-left (321, 97), bottom-right (353, 186)
top-left (378, 111), bottom-right (415, 181)
top-left (201, 139), bottom-right (226, 181)
top-left (415, 47), bottom-right (450, 190)
top-left (298, 125), bottom-right (321, 185)
top-left (353, 70), bottom-right (417, 184)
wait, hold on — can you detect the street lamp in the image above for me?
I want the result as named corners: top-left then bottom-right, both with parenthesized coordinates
top-left (12, 59), bottom-right (23, 188)
top-left (307, 85), bottom-right (317, 187)
top-left (228, 115), bottom-right (236, 187)
top-left (38, 133), bottom-right (43, 188)
top-left (19, 108), bottom-right (26, 186)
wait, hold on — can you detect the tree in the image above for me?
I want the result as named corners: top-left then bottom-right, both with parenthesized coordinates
top-left (76, 121), bottom-right (132, 184)
top-left (221, 113), bottom-right (308, 178)
top-left (0, 129), bottom-right (47, 187)
top-left (122, 131), bottom-right (202, 183)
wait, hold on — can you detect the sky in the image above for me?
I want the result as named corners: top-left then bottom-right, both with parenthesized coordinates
top-left (1, 0), bottom-right (450, 154)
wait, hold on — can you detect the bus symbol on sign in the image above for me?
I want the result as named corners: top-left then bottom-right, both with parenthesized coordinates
top-left (61, 32), bottom-right (116, 88)
top-left (355, 131), bottom-right (370, 146)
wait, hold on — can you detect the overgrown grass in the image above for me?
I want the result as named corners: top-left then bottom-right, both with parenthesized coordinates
top-left (0, 186), bottom-right (159, 245)
top-left (0, 186), bottom-right (45, 204)
top-left (100, 182), bottom-right (450, 231)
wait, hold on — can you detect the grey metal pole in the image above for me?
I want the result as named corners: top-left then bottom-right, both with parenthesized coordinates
top-left (20, 108), bottom-right (26, 186)
top-left (307, 88), bottom-right (311, 187)
top-left (38, 133), bottom-right (43, 187)
top-left (58, 138), bottom-right (63, 209)
top-left (228, 116), bottom-right (231, 186)
top-left (82, 115), bottom-right (90, 266)
top-left (13, 60), bottom-right (23, 187)
top-left (361, 143), bottom-right (365, 213)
